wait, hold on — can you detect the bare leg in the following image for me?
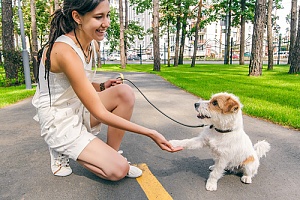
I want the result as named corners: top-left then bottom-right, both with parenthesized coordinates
top-left (77, 84), bottom-right (135, 180)
top-left (77, 138), bottom-right (129, 181)
top-left (91, 84), bottom-right (135, 150)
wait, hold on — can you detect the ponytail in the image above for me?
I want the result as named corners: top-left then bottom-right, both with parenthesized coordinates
top-left (38, 8), bottom-right (75, 105)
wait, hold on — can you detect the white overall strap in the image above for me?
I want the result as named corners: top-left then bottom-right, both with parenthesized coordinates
top-left (55, 35), bottom-right (89, 66)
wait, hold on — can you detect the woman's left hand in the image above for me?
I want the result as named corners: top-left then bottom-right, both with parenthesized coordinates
top-left (105, 78), bottom-right (123, 89)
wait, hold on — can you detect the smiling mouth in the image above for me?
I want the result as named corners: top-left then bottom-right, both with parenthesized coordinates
top-left (97, 29), bottom-right (106, 34)
top-left (197, 113), bottom-right (211, 119)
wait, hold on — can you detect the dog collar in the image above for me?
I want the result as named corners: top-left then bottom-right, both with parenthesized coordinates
top-left (210, 125), bottom-right (233, 133)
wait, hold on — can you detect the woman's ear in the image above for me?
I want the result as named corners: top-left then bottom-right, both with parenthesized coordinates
top-left (72, 10), bottom-right (82, 25)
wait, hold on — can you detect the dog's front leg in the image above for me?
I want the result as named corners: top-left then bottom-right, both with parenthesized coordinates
top-left (206, 160), bottom-right (228, 191)
top-left (169, 137), bottom-right (204, 149)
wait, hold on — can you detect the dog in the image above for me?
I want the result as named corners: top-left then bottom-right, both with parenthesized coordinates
top-left (169, 92), bottom-right (270, 191)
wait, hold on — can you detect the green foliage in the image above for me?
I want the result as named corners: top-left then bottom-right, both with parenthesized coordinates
top-left (125, 21), bottom-right (145, 46)
top-left (99, 64), bottom-right (300, 130)
top-left (106, 6), bottom-right (145, 53)
top-left (1, 50), bottom-right (24, 86)
top-left (12, 0), bottom-right (51, 47)
top-left (106, 6), bottom-right (120, 53)
top-left (0, 85), bottom-right (36, 108)
top-left (202, 0), bottom-right (256, 27)
top-left (129, 0), bottom-right (152, 14)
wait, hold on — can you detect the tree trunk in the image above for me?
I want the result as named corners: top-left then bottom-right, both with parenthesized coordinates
top-left (124, 0), bottom-right (128, 64)
top-left (54, 0), bottom-right (60, 11)
top-left (173, 1), bottom-right (181, 67)
top-left (191, 0), bottom-right (202, 68)
top-left (225, 0), bottom-right (232, 64)
top-left (2, 0), bottom-right (15, 79)
top-left (179, 14), bottom-right (187, 65)
top-left (267, 0), bottom-right (273, 70)
top-left (239, 0), bottom-right (246, 65)
top-left (249, 0), bottom-right (266, 76)
top-left (153, 0), bottom-right (161, 71)
top-left (288, 0), bottom-right (297, 64)
top-left (119, 0), bottom-right (126, 69)
top-left (31, 0), bottom-right (39, 81)
top-left (167, 17), bottom-right (171, 67)
top-left (289, 6), bottom-right (300, 73)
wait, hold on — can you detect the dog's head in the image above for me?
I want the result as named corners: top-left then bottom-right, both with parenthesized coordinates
top-left (194, 92), bottom-right (243, 129)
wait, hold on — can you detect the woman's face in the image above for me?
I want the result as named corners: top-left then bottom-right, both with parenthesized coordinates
top-left (79, 0), bottom-right (110, 42)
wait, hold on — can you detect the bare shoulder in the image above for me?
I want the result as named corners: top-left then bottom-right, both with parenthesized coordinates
top-left (50, 42), bottom-right (81, 73)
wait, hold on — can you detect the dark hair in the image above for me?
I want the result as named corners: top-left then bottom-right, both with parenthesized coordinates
top-left (37, 0), bottom-right (104, 103)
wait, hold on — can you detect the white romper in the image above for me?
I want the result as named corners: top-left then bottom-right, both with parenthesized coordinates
top-left (32, 35), bottom-right (100, 160)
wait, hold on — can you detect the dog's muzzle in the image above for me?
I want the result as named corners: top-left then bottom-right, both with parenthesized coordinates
top-left (194, 102), bottom-right (211, 119)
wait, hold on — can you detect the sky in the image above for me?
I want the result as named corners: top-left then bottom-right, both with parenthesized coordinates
top-left (277, 0), bottom-right (293, 34)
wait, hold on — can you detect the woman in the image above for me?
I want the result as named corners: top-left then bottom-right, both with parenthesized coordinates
top-left (32, 0), bottom-right (182, 181)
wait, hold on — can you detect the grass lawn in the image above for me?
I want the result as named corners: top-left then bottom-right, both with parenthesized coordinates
top-left (99, 63), bottom-right (300, 130)
top-left (0, 85), bottom-right (36, 108)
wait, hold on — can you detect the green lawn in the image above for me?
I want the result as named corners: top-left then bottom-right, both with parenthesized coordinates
top-left (0, 85), bottom-right (36, 108)
top-left (99, 64), bottom-right (300, 130)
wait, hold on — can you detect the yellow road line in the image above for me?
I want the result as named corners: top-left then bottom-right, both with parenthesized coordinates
top-left (135, 163), bottom-right (173, 200)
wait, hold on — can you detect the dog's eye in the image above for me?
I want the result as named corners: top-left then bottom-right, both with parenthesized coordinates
top-left (212, 100), bottom-right (218, 106)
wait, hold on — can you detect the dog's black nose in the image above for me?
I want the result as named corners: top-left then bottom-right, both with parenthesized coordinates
top-left (194, 103), bottom-right (199, 109)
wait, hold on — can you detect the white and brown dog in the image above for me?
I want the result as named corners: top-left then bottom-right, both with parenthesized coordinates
top-left (170, 92), bottom-right (270, 191)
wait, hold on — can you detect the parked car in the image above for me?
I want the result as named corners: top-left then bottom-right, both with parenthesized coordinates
top-left (127, 55), bottom-right (139, 60)
top-left (109, 54), bottom-right (120, 61)
top-left (232, 54), bottom-right (239, 59)
top-left (244, 52), bottom-right (251, 57)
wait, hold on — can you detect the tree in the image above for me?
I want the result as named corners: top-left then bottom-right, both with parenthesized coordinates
top-left (203, 0), bottom-right (256, 64)
top-left (289, 6), bottom-right (300, 73)
top-left (173, 0), bottom-right (181, 67)
top-left (153, 0), bottom-right (161, 71)
top-left (288, 0), bottom-right (297, 64)
top-left (225, 0), bottom-right (232, 64)
top-left (119, 0), bottom-right (126, 69)
top-left (266, 0), bottom-right (274, 70)
top-left (191, 0), bottom-right (202, 68)
top-left (239, 0), bottom-right (246, 65)
top-left (249, 0), bottom-right (266, 76)
top-left (2, 0), bottom-right (16, 79)
top-left (30, 0), bottom-right (39, 80)
top-left (160, 1), bottom-right (176, 67)
top-left (179, 0), bottom-right (196, 65)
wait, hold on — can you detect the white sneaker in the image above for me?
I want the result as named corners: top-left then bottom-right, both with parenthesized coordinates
top-left (127, 165), bottom-right (143, 178)
top-left (49, 148), bottom-right (72, 177)
top-left (118, 150), bottom-right (142, 178)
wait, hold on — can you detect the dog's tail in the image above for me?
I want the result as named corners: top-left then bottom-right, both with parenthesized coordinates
top-left (254, 140), bottom-right (270, 158)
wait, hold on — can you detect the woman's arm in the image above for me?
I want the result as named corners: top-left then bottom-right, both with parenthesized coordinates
top-left (50, 42), bottom-right (182, 152)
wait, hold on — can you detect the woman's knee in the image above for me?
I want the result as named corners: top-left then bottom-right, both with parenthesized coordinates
top-left (106, 160), bottom-right (129, 181)
top-left (117, 84), bottom-right (135, 106)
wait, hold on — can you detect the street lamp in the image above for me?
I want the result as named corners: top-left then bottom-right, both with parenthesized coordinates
top-left (17, 0), bottom-right (31, 89)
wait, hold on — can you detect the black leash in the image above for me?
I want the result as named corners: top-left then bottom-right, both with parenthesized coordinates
top-left (119, 76), bottom-right (205, 128)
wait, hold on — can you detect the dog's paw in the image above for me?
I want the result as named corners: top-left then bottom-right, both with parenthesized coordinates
top-left (206, 178), bottom-right (218, 191)
top-left (241, 175), bottom-right (252, 184)
top-left (169, 140), bottom-right (182, 148)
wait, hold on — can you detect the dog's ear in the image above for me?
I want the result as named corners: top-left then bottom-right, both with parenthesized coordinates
top-left (224, 98), bottom-right (240, 113)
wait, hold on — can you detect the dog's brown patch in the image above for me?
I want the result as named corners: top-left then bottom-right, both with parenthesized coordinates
top-left (209, 94), bottom-right (240, 114)
top-left (242, 155), bottom-right (255, 165)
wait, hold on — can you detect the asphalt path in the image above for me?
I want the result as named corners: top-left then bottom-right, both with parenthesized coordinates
top-left (0, 72), bottom-right (299, 200)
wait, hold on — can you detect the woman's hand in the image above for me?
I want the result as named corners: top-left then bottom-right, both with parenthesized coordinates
top-left (149, 130), bottom-right (183, 152)
top-left (104, 78), bottom-right (123, 89)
